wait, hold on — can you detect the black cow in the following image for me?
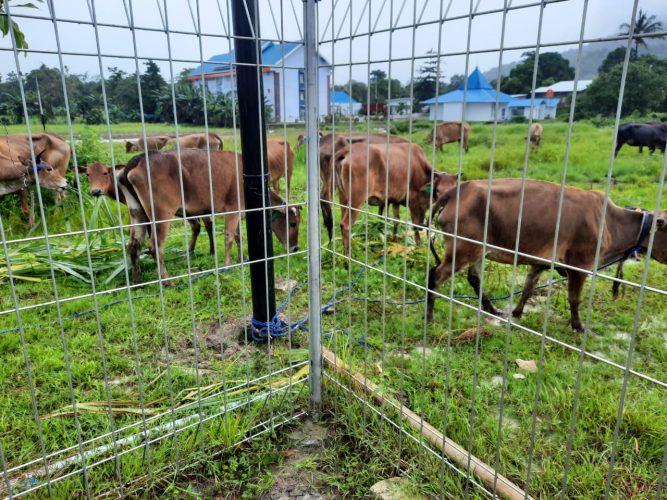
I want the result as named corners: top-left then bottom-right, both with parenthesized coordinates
top-left (615, 123), bottom-right (667, 156)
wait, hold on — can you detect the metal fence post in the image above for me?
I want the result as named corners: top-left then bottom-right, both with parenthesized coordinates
top-left (303, 0), bottom-right (323, 417)
top-left (231, 0), bottom-right (276, 331)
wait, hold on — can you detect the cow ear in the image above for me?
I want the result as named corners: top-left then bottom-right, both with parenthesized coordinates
top-left (76, 165), bottom-right (87, 174)
top-left (113, 163), bottom-right (126, 171)
top-left (421, 183), bottom-right (433, 194)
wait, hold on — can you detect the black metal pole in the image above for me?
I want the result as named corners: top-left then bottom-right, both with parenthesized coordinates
top-left (231, 0), bottom-right (276, 331)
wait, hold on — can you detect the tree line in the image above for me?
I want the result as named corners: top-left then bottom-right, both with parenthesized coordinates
top-left (0, 61), bottom-right (238, 127)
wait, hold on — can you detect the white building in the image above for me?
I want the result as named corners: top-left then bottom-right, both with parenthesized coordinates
top-left (421, 68), bottom-right (514, 122)
top-left (329, 90), bottom-right (362, 116)
top-left (189, 42), bottom-right (331, 123)
top-left (534, 80), bottom-right (593, 100)
top-left (387, 97), bottom-right (412, 117)
top-left (508, 98), bottom-right (560, 119)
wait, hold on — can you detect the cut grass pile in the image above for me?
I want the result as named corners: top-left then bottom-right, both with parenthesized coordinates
top-left (0, 119), bottom-right (665, 497)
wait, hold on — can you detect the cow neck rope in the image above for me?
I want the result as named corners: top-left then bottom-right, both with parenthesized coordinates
top-left (596, 209), bottom-right (650, 272)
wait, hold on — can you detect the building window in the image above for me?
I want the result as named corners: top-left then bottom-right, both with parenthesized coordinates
top-left (299, 71), bottom-right (304, 85)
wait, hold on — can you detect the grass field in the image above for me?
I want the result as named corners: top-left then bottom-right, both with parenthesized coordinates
top-left (0, 119), bottom-right (665, 497)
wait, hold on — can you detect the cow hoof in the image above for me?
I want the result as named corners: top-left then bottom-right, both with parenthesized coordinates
top-left (571, 322), bottom-right (584, 332)
top-left (511, 309), bottom-right (523, 319)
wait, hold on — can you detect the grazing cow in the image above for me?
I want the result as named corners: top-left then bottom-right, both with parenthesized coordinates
top-left (165, 132), bottom-right (224, 151)
top-left (335, 142), bottom-right (457, 256)
top-left (1, 133), bottom-right (70, 222)
top-left (427, 121), bottom-right (470, 152)
top-left (125, 135), bottom-right (171, 153)
top-left (529, 123), bottom-right (543, 146)
top-left (77, 162), bottom-right (214, 256)
top-left (319, 132), bottom-right (408, 242)
top-left (0, 150), bottom-right (67, 200)
top-left (117, 150), bottom-right (300, 284)
top-left (426, 179), bottom-right (667, 331)
top-left (615, 123), bottom-right (667, 156)
top-left (267, 140), bottom-right (294, 193)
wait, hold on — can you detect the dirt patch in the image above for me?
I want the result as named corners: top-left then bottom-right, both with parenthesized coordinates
top-left (261, 421), bottom-right (336, 500)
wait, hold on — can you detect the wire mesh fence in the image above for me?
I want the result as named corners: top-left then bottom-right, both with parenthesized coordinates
top-left (0, 0), bottom-right (666, 498)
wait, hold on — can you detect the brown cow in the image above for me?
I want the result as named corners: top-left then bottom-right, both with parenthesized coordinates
top-left (529, 123), bottom-right (543, 146)
top-left (0, 150), bottom-right (68, 201)
top-left (319, 132), bottom-right (408, 241)
top-left (426, 179), bottom-right (667, 331)
top-left (125, 135), bottom-right (171, 154)
top-left (1, 133), bottom-right (70, 222)
top-left (165, 132), bottom-right (223, 151)
top-left (77, 162), bottom-right (214, 255)
top-left (118, 150), bottom-right (300, 284)
top-left (335, 142), bottom-right (457, 256)
top-left (427, 121), bottom-right (470, 152)
top-left (267, 140), bottom-right (294, 193)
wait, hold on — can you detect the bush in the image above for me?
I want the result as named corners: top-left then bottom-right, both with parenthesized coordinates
top-left (74, 127), bottom-right (110, 167)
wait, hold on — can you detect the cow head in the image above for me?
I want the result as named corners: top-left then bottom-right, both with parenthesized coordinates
top-left (77, 162), bottom-right (124, 197)
top-left (19, 150), bottom-right (67, 192)
top-left (270, 196), bottom-right (301, 253)
top-left (125, 141), bottom-right (140, 154)
top-left (649, 210), bottom-right (667, 264)
top-left (419, 172), bottom-right (459, 212)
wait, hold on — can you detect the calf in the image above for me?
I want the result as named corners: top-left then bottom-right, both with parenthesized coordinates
top-left (118, 150), bottom-right (300, 284)
top-left (77, 162), bottom-right (214, 255)
top-left (615, 123), bottom-right (666, 156)
top-left (267, 140), bottom-right (294, 194)
top-left (2, 133), bottom-right (70, 222)
top-left (529, 123), bottom-right (543, 146)
top-left (165, 132), bottom-right (223, 151)
top-left (427, 121), bottom-right (470, 152)
top-left (335, 142), bottom-right (457, 256)
top-left (319, 132), bottom-right (408, 241)
top-left (427, 179), bottom-right (667, 331)
top-left (125, 136), bottom-right (171, 154)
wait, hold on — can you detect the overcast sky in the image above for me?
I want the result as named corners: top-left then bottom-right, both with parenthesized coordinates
top-left (0, 0), bottom-right (664, 86)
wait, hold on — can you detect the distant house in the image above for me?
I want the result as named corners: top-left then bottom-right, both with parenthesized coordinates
top-left (508, 98), bottom-right (560, 119)
top-left (388, 97), bottom-right (412, 117)
top-left (329, 90), bottom-right (362, 116)
top-left (534, 80), bottom-right (593, 101)
top-left (188, 41), bottom-right (331, 123)
top-left (421, 68), bottom-right (514, 122)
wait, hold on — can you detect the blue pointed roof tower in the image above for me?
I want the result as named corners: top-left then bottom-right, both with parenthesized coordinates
top-left (421, 67), bottom-right (514, 104)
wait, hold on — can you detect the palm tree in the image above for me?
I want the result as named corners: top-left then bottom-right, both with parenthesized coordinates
top-left (619, 9), bottom-right (665, 59)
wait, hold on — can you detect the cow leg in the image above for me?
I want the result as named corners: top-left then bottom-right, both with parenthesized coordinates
top-left (188, 219), bottom-right (201, 254)
top-left (392, 204), bottom-right (401, 242)
top-left (612, 261), bottom-right (624, 300)
top-left (614, 140), bottom-right (624, 157)
top-left (566, 270), bottom-right (586, 331)
top-left (408, 202), bottom-right (423, 245)
top-left (128, 209), bottom-right (148, 285)
top-left (203, 217), bottom-right (215, 255)
top-left (426, 239), bottom-right (481, 322)
top-left (223, 213), bottom-right (240, 266)
top-left (512, 265), bottom-right (546, 318)
top-left (18, 189), bottom-right (34, 226)
top-left (151, 212), bottom-right (174, 286)
top-left (649, 146), bottom-right (655, 155)
top-left (466, 261), bottom-right (500, 316)
top-left (339, 190), bottom-right (361, 257)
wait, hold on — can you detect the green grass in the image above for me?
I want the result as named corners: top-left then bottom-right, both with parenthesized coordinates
top-left (0, 119), bottom-right (665, 497)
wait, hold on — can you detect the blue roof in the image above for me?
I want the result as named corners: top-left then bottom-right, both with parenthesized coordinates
top-left (421, 68), bottom-right (514, 104)
top-left (189, 41), bottom-right (301, 77)
top-left (509, 97), bottom-right (560, 108)
top-left (330, 90), bottom-right (359, 105)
